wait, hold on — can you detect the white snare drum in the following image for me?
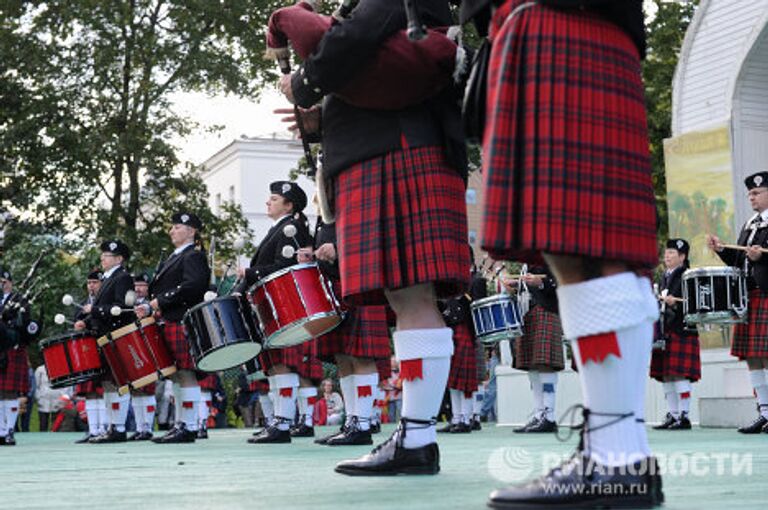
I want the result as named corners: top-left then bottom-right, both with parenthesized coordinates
top-left (682, 266), bottom-right (747, 325)
top-left (470, 294), bottom-right (524, 344)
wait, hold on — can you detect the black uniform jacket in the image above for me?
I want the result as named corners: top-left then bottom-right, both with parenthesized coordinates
top-left (291, 0), bottom-right (467, 181)
top-left (459, 0), bottom-right (645, 56)
top-left (657, 265), bottom-right (691, 336)
top-left (313, 219), bottom-right (340, 282)
top-left (716, 214), bottom-right (768, 292)
top-left (0, 291), bottom-right (31, 351)
top-left (526, 266), bottom-right (559, 314)
top-left (84, 266), bottom-right (135, 337)
top-left (240, 215), bottom-right (312, 291)
top-left (150, 245), bottom-right (210, 323)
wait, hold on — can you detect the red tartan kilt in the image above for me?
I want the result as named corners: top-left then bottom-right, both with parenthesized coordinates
top-left (481, 0), bottom-right (657, 268)
top-left (376, 357), bottom-right (392, 381)
top-left (249, 379), bottom-right (269, 393)
top-left (133, 382), bottom-right (156, 395)
top-left (514, 305), bottom-right (564, 371)
top-left (259, 344), bottom-right (303, 373)
top-left (0, 346), bottom-right (29, 394)
top-left (732, 290), bottom-right (768, 359)
top-left (316, 302), bottom-right (392, 362)
top-left (335, 145), bottom-right (470, 306)
top-left (650, 331), bottom-right (701, 382)
top-left (297, 340), bottom-right (324, 382)
top-left (448, 322), bottom-right (480, 396)
top-left (161, 320), bottom-right (194, 371)
top-left (75, 378), bottom-right (104, 396)
top-left (198, 374), bottom-right (218, 391)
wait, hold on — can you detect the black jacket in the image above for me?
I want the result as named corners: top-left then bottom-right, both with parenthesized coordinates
top-left (85, 266), bottom-right (135, 336)
top-left (150, 245), bottom-right (210, 322)
top-left (240, 215), bottom-right (312, 290)
top-left (459, 0), bottom-right (646, 57)
top-left (716, 214), bottom-right (768, 292)
top-left (291, 0), bottom-right (467, 181)
top-left (657, 265), bottom-right (694, 336)
top-left (0, 291), bottom-right (31, 351)
top-left (313, 219), bottom-right (340, 282)
top-left (526, 266), bottom-right (559, 314)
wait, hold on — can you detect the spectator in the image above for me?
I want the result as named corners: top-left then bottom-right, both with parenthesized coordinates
top-left (34, 364), bottom-right (71, 431)
top-left (382, 356), bottom-right (402, 423)
top-left (320, 379), bottom-right (344, 426)
top-left (236, 368), bottom-right (256, 428)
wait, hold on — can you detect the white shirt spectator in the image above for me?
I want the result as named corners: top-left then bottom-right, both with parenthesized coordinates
top-left (34, 365), bottom-right (72, 413)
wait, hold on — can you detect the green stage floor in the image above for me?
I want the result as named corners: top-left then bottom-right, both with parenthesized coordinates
top-left (1, 425), bottom-right (765, 510)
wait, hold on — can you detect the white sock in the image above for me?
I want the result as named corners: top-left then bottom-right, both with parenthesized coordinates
top-left (395, 328), bottom-right (454, 449)
top-left (85, 399), bottom-right (100, 436)
top-left (558, 273), bottom-right (657, 466)
top-left (199, 390), bottom-right (212, 430)
top-left (96, 398), bottom-right (108, 434)
top-left (472, 384), bottom-right (484, 416)
top-left (749, 370), bottom-right (768, 418)
top-left (0, 401), bottom-right (6, 436)
top-left (131, 396), bottom-right (146, 433)
top-left (460, 392), bottom-right (473, 424)
top-left (528, 371), bottom-right (543, 415)
top-left (179, 386), bottom-right (201, 431)
top-left (298, 387), bottom-right (317, 427)
top-left (273, 373), bottom-right (299, 430)
top-left (5, 400), bottom-right (19, 433)
top-left (110, 393), bottom-right (130, 433)
top-left (339, 375), bottom-right (355, 425)
top-left (540, 372), bottom-right (558, 421)
top-left (372, 387), bottom-right (384, 425)
top-left (674, 380), bottom-right (692, 416)
top-left (662, 381), bottom-right (679, 418)
top-left (144, 395), bottom-right (157, 432)
top-left (258, 393), bottom-right (274, 425)
top-left (172, 383), bottom-right (182, 427)
top-left (449, 389), bottom-right (463, 424)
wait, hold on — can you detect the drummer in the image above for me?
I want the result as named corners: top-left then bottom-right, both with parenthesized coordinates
top-left (651, 239), bottom-right (700, 431)
top-left (501, 265), bottom-right (563, 434)
top-left (707, 170), bottom-right (768, 434)
top-left (235, 181), bottom-right (312, 444)
top-left (128, 272), bottom-right (158, 441)
top-left (74, 240), bottom-right (135, 443)
top-left (136, 212), bottom-right (210, 443)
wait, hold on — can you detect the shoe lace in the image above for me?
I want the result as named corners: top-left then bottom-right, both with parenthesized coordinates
top-left (555, 404), bottom-right (636, 453)
top-left (371, 417), bottom-right (435, 454)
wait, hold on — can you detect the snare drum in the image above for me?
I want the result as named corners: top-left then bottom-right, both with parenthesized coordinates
top-left (39, 331), bottom-right (103, 389)
top-left (470, 294), bottom-right (524, 344)
top-left (244, 357), bottom-right (267, 382)
top-left (97, 318), bottom-right (177, 395)
top-left (247, 263), bottom-right (344, 349)
top-left (184, 295), bottom-right (262, 372)
top-left (682, 266), bottom-right (748, 325)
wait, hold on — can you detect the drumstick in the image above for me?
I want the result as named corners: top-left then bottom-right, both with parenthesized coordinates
top-left (658, 296), bottom-right (684, 303)
top-left (61, 294), bottom-right (83, 309)
top-left (719, 243), bottom-right (768, 254)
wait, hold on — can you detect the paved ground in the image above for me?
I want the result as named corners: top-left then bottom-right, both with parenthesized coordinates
top-left (2, 425), bottom-right (765, 509)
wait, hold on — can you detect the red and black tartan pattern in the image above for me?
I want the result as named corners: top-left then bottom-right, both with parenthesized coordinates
top-left (74, 380), bottom-right (103, 395)
top-left (298, 340), bottom-right (324, 383)
top-left (480, 0), bottom-right (657, 268)
top-left (335, 145), bottom-right (470, 306)
top-left (162, 320), bottom-right (195, 371)
top-left (0, 346), bottom-right (29, 393)
top-left (650, 331), bottom-right (701, 382)
top-left (198, 374), bottom-right (218, 391)
top-left (514, 305), bottom-right (565, 371)
top-left (258, 344), bottom-right (303, 373)
top-left (448, 322), bottom-right (480, 396)
top-left (376, 356), bottom-right (392, 381)
top-left (249, 380), bottom-right (269, 393)
top-left (732, 290), bottom-right (768, 360)
top-left (316, 302), bottom-right (392, 362)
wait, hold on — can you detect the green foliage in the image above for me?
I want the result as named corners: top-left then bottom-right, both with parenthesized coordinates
top-left (643, 0), bottom-right (699, 244)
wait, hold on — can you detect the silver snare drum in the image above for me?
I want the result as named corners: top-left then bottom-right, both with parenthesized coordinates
top-left (682, 266), bottom-right (747, 325)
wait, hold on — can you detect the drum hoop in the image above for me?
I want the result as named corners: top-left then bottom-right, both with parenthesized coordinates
top-left (185, 294), bottom-right (245, 317)
top-left (103, 317), bottom-right (157, 344)
top-left (39, 330), bottom-right (91, 348)
top-left (471, 294), bottom-right (516, 309)
top-left (683, 266), bottom-right (743, 279)
top-left (480, 331), bottom-right (521, 344)
top-left (249, 262), bottom-right (319, 291)
top-left (49, 368), bottom-right (104, 388)
top-left (262, 310), bottom-right (341, 349)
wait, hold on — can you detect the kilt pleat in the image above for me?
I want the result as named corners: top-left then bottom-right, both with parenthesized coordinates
top-left (448, 322), bottom-right (480, 396)
top-left (75, 379), bottom-right (104, 395)
top-left (732, 290), bottom-right (768, 360)
top-left (298, 340), bottom-right (324, 382)
top-left (514, 305), bottom-right (564, 371)
top-left (316, 303), bottom-right (392, 362)
top-left (162, 321), bottom-right (195, 371)
top-left (650, 331), bottom-right (701, 382)
top-left (0, 347), bottom-right (29, 394)
top-left (335, 145), bottom-right (470, 305)
top-left (198, 374), bottom-right (218, 391)
top-left (259, 344), bottom-right (304, 373)
top-left (481, 0), bottom-right (657, 267)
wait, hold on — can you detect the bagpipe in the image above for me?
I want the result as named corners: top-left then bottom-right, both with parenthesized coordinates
top-left (0, 250), bottom-right (45, 352)
top-left (265, 0), bottom-right (466, 111)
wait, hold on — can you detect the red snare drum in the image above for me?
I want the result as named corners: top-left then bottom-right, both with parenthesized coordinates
top-left (247, 263), bottom-right (344, 348)
top-left (97, 318), bottom-right (176, 395)
top-left (39, 331), bottom-right (103, 389)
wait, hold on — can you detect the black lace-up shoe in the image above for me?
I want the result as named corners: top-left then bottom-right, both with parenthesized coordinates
top-left (151, 424), bottom-right (196, 443)
top-left (653, 413), bottom-right (677, 430)
top-left (248, 425), bottom-right (291, 444)
top-left (513, 415), bottom-right (540, 433)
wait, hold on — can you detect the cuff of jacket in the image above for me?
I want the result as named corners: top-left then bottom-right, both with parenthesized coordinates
top-left (292, 67), bottom-right (324, 109)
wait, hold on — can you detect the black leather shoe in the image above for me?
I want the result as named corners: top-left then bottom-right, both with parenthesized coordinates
top-left (197, 428), bottom-right (209, 439)
top-left (151, 424), bottom-right (196, 443)
top-left (437, 423), bottom-right (455, 433)
top-left (762, 421), bottom-right (768, 434)
top-left (315, 424), bottom-right (346, 445)
top-left (290, 424), bottom-right (315, 438)
top-left (513, 415), bottom-right (540, 433)
top-left (247, 425), bottom-right (291, 444)
top-left (326, 426), bottom-right (373, 446)
top-left (450, 422), bottom-right (472, 433)
top-left (668, 412), bottom-right (692, 430)
top-left (653, 412), bottom-right (677, 430)
top-left (1, 431), bottom-right (15, 446)
top-left (75, 433), bottom-right (97, 444)
top-left (487, 454), bottom-right (664, 509)
top-left (370, 422), bottom-right (381, 434)
top-left (525, 418), bottom-right (557, 433)
top-left (737, 415), bottom-right (768, 434)
top-left (471, 415), bottom-right (482, 431)
top-left (89, 426), bottom-right (127, 444)
top-left (128, 431), bottom-right (153, 441)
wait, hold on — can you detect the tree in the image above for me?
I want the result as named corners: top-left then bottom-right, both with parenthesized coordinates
top-left (643, 0), bottom-right (699, 242)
